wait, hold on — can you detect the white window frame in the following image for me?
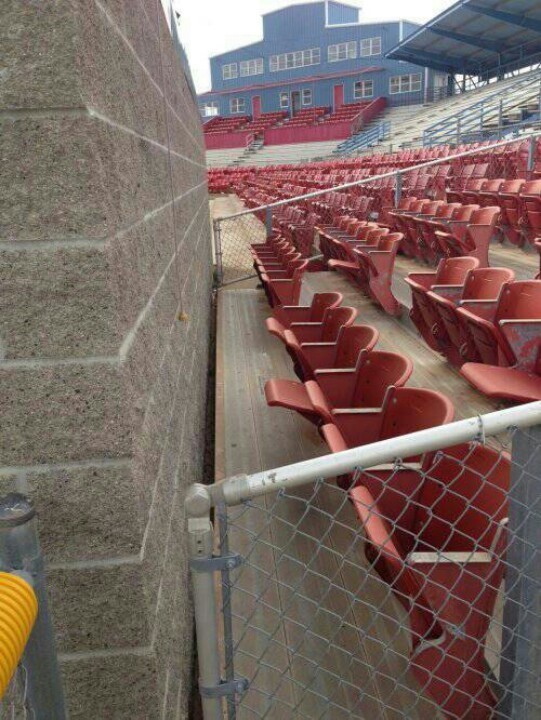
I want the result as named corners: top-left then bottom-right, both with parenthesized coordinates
top-left (279, 92), bottom-right (289, 109)
top-left (222, 63), bottom-right (238, 80)
top-left (360, 37), bottom-right (382, 57)
top-left (302, 88), bottom-right (312, 106)
top-left (230, 97), bottom-right (246, 113)
top-left (353, 80), bottom-right (373, 100)
top-left (389, 73), bottom-right (422, 95)
top-left (269, 47), bottom-right (321, 72)
top-left (328, 41), bottom-right (357, 63)
top-left (239, 58), bottom-right (264, 77)
top-left (200, 101), bottom-right (220, 118)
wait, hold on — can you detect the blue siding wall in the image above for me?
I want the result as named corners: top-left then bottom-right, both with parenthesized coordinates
top-left (327, 1), bottom-right (359, 25)
top-left (199, 2), bottom-right (440, 117)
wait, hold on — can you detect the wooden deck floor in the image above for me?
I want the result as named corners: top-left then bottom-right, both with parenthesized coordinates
top-left (216, 285), bottom-right (474, 719)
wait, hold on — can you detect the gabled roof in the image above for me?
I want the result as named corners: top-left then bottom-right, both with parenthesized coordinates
top-left (386, 0), bottom-right (541, 77)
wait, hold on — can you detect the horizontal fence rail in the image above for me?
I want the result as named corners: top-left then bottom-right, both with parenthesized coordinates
top-left (187, 402), bottom-right (541, 719)
top-left (211, 130), bottom-right (541, 285)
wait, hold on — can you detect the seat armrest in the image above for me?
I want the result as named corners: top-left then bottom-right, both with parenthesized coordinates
top-left (457, 298), bottom-right (498, 321)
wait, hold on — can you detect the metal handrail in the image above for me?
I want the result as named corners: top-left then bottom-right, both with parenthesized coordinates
top-left (214, 129), bottom-right (541, 222)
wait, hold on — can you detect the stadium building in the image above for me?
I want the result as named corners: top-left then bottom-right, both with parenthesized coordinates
top-left (198, 1), bottom-right (448, 137)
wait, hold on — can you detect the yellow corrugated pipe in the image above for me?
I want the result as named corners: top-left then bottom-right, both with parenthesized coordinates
top-left (0, 572), bottom-right (38, 699)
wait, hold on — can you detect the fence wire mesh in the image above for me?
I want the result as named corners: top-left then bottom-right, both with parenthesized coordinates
top-left (0, 665), bottom-right (34, 720)
top-left (211, 134), bottom-right (539, 287)
top-left (213, 426), bottom-right (541, 719)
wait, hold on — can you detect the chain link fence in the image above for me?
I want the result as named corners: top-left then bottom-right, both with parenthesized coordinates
top-left (211, 133), bottom-right (540, 287)
top-left (187, 406), bottom-right (541, 720)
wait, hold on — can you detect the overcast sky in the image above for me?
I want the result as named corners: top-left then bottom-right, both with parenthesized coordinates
top-left (174, 0), bottom-right (454, 94)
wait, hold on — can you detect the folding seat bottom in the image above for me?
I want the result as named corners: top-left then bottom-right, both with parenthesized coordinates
top-left (461, 363), bottom-right (541, 402)
top-left (264, 379), bottom-right (320, 423)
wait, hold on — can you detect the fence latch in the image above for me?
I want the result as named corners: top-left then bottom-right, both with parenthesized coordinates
top-left (200, 677), bottom-right (249, 700)
top-left (190, 552), bottom-right (243, 573)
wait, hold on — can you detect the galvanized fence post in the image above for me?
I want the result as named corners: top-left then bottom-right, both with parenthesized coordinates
top-left (497, 424), bottom-right (541, 719)
top-left (213, 219), bottom-right (224, 287)
top-left (394, 172), bottom-right (403, 207)
top-left (527, 135), bottom-right (536, 178)
top-left (186, 485), bottom-right (247, 720)
top-left (265, 207), bottom-right (273, 237)
top-left (0, 493), bottom-right (66, 719)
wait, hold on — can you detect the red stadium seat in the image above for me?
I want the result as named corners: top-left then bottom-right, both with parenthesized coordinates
top-left (282, 306), bottom-right (359, 380)
top-left (405, 257), bottom-right (480, 351)
top-left (427, 267), bottom-right (516, 365)
top-left (265, 349), bottom-right (412, 425)
top-left (457, 280), bottom-right (541, 366)
top-left (434, 207), bottom-right (500, 266)
top-left (267, 292), bottom-right (343, 344)
top-left (519, 180), bottom-right (541, 246)
top-left (498, 179), bottom-right (526, 246)
top-left (350, 443), bottom-right (509, 719)
top-left (261, 258), bottom-right (308, 307)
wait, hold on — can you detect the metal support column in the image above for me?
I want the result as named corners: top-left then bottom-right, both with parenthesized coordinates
top-left (265, 207), bottom-right (273, 237)
top-left (527, 135), bottom-right (536, 178)
top-left (497, 425), bottom-right (541, 718)
top-left (394, 172), bottom-right (403, 207)
top-left (0, 493), bottom-right (66, 719)
top-left (213, 219), bottom-right (224, 287)
top-left (186, 486), bottom-right (247, 720)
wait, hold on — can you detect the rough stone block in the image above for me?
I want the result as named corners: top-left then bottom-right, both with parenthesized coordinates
top-left (0, 363), bottom-right (131, 465)
top-left (0, 244), bottom-right (119, 360)
top-left (0, 464), bottom-right (142, 563)
top-left (50, 563), bottom-right (150, 653)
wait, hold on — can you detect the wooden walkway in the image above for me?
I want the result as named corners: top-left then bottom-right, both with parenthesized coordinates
top-left (215, 285), bottom-right (483, 719)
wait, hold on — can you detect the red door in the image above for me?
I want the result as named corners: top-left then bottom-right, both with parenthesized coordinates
top-left (333, 84), bottom-right (344, 110)
top-left (252, 96), bottom-right (261, 119)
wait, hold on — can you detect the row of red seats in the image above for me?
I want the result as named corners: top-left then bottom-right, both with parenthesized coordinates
top-left (249, 237), bottom-right (509, 718)
top-left (407, 252), bottom-right (541, 402)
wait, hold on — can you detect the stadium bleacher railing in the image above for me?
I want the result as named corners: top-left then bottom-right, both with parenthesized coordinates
top-left (211, 131), bottom-right (541, 286)
top-left (186, 401), bottom-right (541, 719)
top-left (423, 69), bottom-right (541, 147)
top-left (0, 493), bottom-right (66, 718)
top-left (334, 120), bottom-right (391, 155)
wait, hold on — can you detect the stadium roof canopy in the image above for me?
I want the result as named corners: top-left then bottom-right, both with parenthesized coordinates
top-left (387, 0), bottom-right (541, 78)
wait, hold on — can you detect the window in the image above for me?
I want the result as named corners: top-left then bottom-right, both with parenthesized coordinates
top-left (230, 97), bottom-right (245, 113)
top-left (279, 92), bottom-right (289, 109)
top-left (222, 63), bottom-right (238, 80)
top-left (269, 48), bottom-right (321, 72)
top-left (239, 58), bottom-right (264, 77)
top-left (199, 102), bottom-right (219, 118)
top-left (302, 89), bottom-right (312, 106)
top-left (328, 41), bottom-right (357, 62)
top-left (353, 80), bottom-right (373, 99)
top-left (360, 37), bottom-right (382, 57)
top-left (389, 73), bottom-right (422, 94)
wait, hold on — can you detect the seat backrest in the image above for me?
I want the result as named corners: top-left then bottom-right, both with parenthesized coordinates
top-left (496, 280), bottom-right (541, 322)
top-left (461, 267), bottom-right (515, 301)
top-left (379, 387), bottom-right (455, 445)
top-left (452, 205), bottom-right (479, 222)
top-left (436, 256), bottom-right (480, 285)
top-left (333, 324), bottom-right (379, 367)
top-left (309, 292), bottom-right (343, 321)
top-left (482, 178), bottom-right (505, 193)
top-left (520, 180), bottom-right (541, 197)
top-left (321, 306), bottom-right (358, 342)
top-left (422, 201), bottom-right (444, 215)
top-left (414, 443), bottom-right (510, 553)
top-left (500, 179), bottom-right (526, 195)
top-left (351, 351), bottom-right (413, 407)
top-left (363, 227), bottom-right (389, 245)
top-left (436, 203), bottom-right (461, 219)
top-left (470, 206), bottom-right (500, 226)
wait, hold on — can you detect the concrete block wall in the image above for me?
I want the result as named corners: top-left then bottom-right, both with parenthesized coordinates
top-left (0, 1), bottom-right (212, 718)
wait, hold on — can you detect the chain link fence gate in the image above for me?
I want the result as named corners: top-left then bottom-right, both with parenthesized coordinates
top-left (0, 494), bottom-right (66, 720)
top-left (187, 403), bottom-right (541, 720)
top-left (210, 132), bottom-right (541, 288)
